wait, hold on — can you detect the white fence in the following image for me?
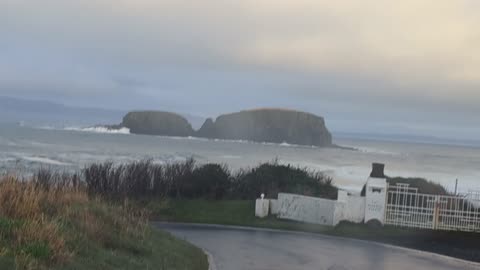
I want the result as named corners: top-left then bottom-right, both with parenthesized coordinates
top-left (385, 183), bottom-right (480, 232)
top-left (255, 177), bottom-right (480, 233)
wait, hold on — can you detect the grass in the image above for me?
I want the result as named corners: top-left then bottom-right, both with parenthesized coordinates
top-left (151, 199), bottom-right (480, 263)
top-left (149, 199), bottom-right (332, 233)
top-left (0, 176), bottom-right (208, 270)
top-left (3, 161), bottom-right (475, 267)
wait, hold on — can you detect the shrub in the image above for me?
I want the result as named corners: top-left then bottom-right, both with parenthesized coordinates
top-left (360, 176), bottom-right (449, 196)
top-left (233, 162), bottom-right (337, 199)
top-left (81, 159), bottom-right (338, 200)
top-left (189, 164), bottom-right (231, 200)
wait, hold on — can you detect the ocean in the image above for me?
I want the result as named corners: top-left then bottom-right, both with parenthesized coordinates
top-left (1, 123), bottom-right (479, 193)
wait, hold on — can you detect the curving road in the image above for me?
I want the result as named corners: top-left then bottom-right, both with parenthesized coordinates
top-left (155, 223), bottom-right (480, 270)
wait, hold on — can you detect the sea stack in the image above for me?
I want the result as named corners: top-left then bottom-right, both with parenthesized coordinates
top-left (122, 111), bottom-right (194, 137)
top-left (196, 108), bottom-right (332, 147)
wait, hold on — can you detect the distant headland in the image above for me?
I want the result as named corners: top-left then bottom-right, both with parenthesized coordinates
top-left (115, 108), bottom-right (333, 147)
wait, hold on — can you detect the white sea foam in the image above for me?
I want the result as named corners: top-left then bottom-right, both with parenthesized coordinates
top-left (65, 126), bottom-right (130, 134)
top-left (22, 156), bottom-right (72, 166)
top-left (220, 155), bottom-right (242, 159)
top-left (0, 158), bottom-right (16, 163)
top-left (345, 145), bottom-right (399, 156)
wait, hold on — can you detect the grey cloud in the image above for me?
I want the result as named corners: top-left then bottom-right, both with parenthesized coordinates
top-left (1, 0), bottom-right (480, 139)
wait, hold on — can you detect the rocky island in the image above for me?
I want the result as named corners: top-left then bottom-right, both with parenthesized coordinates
top-left (197, 109), bottom-right (332, 147)
top-left (122, 111), bottom-right (194, 137)
top-left (118, 108), bottom-right (332, 147)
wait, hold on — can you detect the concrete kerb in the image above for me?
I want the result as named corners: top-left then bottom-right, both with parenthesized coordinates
top-left (153, 222), bottom-right (480, 269)
top-left (203, 248), bottom-right (217, 270)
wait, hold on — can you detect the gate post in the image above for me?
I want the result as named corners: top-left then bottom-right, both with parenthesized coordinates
top-left (433, 196), bottom-right (440, 230)
top-left (365, 177), bottom-right (387, 225)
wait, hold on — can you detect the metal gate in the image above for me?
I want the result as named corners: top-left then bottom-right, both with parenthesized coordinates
top-left (385, 183), bottom-right (480, 232)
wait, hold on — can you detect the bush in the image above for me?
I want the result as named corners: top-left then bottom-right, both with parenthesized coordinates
top-left (189, 164), bottom-right (231, 200)
top-left (233, 161), bottom-right (336, 199)
top-left (360, 176), bottom-right (449, 196)
top-left (73, 159), bottom-right (338, 200)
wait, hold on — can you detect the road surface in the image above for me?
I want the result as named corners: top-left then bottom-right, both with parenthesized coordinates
top-left (155, 223), bottom-right (480, 270)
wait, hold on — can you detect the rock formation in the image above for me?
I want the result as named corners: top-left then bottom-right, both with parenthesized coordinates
top-left (196, 109), bottom-right (332, 147)
top-left (122, 111), bottom-right (194, 137)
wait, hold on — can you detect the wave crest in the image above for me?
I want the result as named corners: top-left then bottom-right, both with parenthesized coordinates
top-left (65, 126), bottom-right (130, 134)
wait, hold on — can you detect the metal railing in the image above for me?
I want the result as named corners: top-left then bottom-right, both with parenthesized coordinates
top-left (385, 183), bottom-right (480, 232)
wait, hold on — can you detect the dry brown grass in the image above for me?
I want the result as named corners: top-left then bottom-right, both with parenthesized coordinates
top-left (0, 175), bottom-right (149, 270)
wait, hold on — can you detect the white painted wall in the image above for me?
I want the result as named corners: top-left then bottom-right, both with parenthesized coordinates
top-left (268, 191), bottom-right (368, 226)
top-left (277, 193), bottom-right (336, 226)
top-left (345, 196), bottom-right (366, 223)
top-left (333, 191), bottom-right (366, 225)
top-left (269, 199), bottom-right (279, 215)
top-left (333, 201), bottom-right (345, 226)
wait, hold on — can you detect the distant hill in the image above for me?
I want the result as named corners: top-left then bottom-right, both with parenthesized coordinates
top-left (0, 96), bottom-right (126, 127)
top-left (0, 96), bottom-right (205, 129)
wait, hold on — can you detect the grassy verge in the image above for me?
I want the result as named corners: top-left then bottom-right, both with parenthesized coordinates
top-left (0, 177), bottom-right (208, 270)
top-left (150, 199), bottom-right (480, 263)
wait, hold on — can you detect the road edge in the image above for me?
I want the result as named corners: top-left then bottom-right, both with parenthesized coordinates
top-left (153, 221), bottom-right (480, 269)
top-left (202, 249), bottom-right (217, 270)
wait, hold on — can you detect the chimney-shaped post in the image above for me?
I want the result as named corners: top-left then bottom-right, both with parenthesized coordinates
top-left (370, 163), bottom-right (385, 178)
top-left (364, 162), bottom-right (387, 226)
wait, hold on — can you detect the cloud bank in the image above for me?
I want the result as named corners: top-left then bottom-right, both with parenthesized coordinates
top-left (1, 0), bottom-right (480, 138)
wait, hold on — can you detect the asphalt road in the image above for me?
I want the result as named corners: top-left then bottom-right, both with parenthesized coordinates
top-left (155, 223), bottom-right (480, 270)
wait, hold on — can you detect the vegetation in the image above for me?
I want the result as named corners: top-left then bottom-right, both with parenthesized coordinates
top-left (386, 177), bottom-right (448, 195)
top-left (2, 159), bottom-right (468, 268)
top-left (83, 159), bottom-right (337, 200)
top-left (152, 199), bottom-right (480, 263)
top-left (361, 176), bottom-right (449, 196)
top-left (0, 174), bottom-right (208, 270)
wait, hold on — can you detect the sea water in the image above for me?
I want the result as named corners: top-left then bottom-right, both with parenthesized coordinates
top-left (1, 123), bottom-right (479, 193)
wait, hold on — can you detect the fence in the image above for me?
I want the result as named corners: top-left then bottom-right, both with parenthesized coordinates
top-left (385, 183), bottom-right (480, 232)
top-left (256, 178), bottom-right (480, 233)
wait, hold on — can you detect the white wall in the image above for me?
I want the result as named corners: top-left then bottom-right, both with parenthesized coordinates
top-left (277, 193), bottom-right (336, 226)
top-left (269, 199), bottom-right (279, 215)
top-left (345, 196), bottom-right (366, 223)
top-left (336, 190), bottom-right (366, 224)
top-left (271, 191), bottom-right (366, 226)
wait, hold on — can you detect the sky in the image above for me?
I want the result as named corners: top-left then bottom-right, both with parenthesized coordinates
top-left (1, 1), bottom-right (480, 139)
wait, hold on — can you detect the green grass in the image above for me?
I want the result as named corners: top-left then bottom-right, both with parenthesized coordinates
top-left (150, 199), bottom-right (480, 263)
top-left (0, 178), bottom-right (208, 270)
top-left (54, 227), bottom-right (208, 270)
top-left (0, 213), bottom-right (207, 270)
top-left (149, 199), bottom-right (333, 233)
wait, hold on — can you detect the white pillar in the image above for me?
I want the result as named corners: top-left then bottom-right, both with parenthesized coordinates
top-left (364, 177), bottom-right (387, 225)
top-left (255, 197), bottom-right (269, 218)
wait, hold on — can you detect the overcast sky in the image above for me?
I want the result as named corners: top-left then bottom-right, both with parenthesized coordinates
top-left (1, 1), bottom-right (480, 139)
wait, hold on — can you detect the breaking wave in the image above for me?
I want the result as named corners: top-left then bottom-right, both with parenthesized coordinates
top-left (65, 126), bottom-right (130, 134)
